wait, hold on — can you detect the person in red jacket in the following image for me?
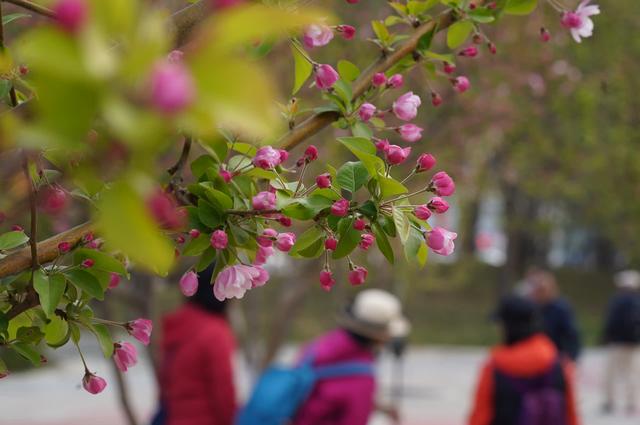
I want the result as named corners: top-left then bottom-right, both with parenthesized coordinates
top-left (158, 265), bottom-right (236, 425)
top-left (468, 295), bottom-right (580, 425)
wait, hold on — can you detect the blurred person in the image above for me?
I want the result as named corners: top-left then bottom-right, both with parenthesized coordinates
top-left (155, 264), bottom-right (236, 425)
top-left (527, 269), bottom-right (582, 361)
top-left (601, 270), bottom-right (640, 414)
top-left (468, 295), bottom-right (579, 425)
top-left (292, 289), bottom-right (407, 425)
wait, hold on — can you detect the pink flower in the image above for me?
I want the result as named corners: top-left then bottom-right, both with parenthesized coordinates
top-left (561, 0), bottom-right (599, 43)
top-left (430, 171), bottom-right (456, 196)
top-left (386, 145), bottom-right (411, 165)
top-left (303, 24), bottom-right (334, 48)
top-left (213, 264), bottom-right (269, 301)
top-left (320, 270), bottom-right (336, 291)
top-left (428, 197), bottom-right (450, 213)
top-left (325, 237), bottom-right (338, 251)
top-left (305, 145), bottom-right (319, 161)
top-left (331, 199), bottom-right (350, 217)
top-left (81, 259), bottom-right (94, 268)
top-left (41, 187), bottom-right (68, 215)
top-left (219, 169), bottom-right (233, 183)
top-left (210, 230), bottom-right (228, 250)
top-left (488, 42), bottom-right (497, 55)
top-left (278, 150), bottom-right (289, 163)
top-left (387, 74), bottom-right (403, 88)
top-left (374, 138), bottom-right (390, 153)
top-left (348, 266), bottom-right (368, 285)
top-left (398, 124), bottom-right (423, 143)
top-left (149, 61), bottom-right (195, 114)
top-left (108, 273), bottom-right (121, 289)
top-left (113, 342), bottom-right (138, 372)
top-left (459, 46), bottom-right (478, 57)
top-left (257, 228), bottom-right (278, 247)
top-left (417, 153), bottom-right (436, 172)
top-left (358, 103), bottom-right (376, 122)
top-left (167, 50), bottom-right (184, 63)
top-left (540, 27), bottom-right (551, 42)
top-left (315, 64), bottom-right (339, 89)
top-left (426, 227), bottom-right (457, 256)
top-left (82, 372), bottom-right (107, 395)
top-left (175, 235), bottom-right (186, 245)
top-left (452, 76), bottom-right (471, 93)
top-left (54, 0), bottom-right (87, 33)
top-left (414, 205), bottom-right (432, 220)
top-left (179, 270), bottom-right (199, 296)
top-left (11, 224), bottom-right (23, 232)
top-left (346, 0), bottom-right (359, 3)
top-left (316, 173), bottom-right (332, 188)
top-left (431, 92), bottom-right (443, 107)
top-left (58, 242), bottom-right (72, 253)
top-left (275, 232), bottom-right (296, 252)
top-left (254, 245), bottom-right (274, 265)
top-left (392, 92), bottom-right (421, 122)
top-left (127, 318), bottom-right (152, 346)
top-left (372, 73), bottom-right (387, 86)
top-left (189, 229), bottom-right (201, 238)
top-left (443, 62), bottom-right (456, 74)
top-left (359, 233), bottom-right (375, 250)
top-left (253, 146), bottom-right (282, 169)
top-left (146, 189), bottom-right (186, 230)
top-left (252, 191), bottom-right (277, 210)
top-left (336, 24), bottom-right (356, 40)
top-left (353, 218), bottom-right (367, 231)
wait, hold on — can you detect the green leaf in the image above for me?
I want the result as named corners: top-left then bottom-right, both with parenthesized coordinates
top-left (407, 0), bottom-right (438, 15)
top-left (281, 195), bottom-right (333, 220)
top-left (373, 223), bottom-right (394, 263)
top-left (468, 9), bottom-right (496, 23)
top-left (198, 199), bottom-right (225, 229)
top-left (291, 44), bottom-right (313, 94)
top-left (337, 162), bottom-right (369, 194)
top-left (66, 269), bottom-right (104, 300)
top-left (337, 60), bottom-right (361, 83)
top-left (0, 231), bottom-right (29, 251)
top-left (0, 358), bottom-right (7, 376)
top-left (182, 233), bottom-right (212, 256)
top-left (191, 154), bottom-right (218, 178)
top-left (417, 24), bottom-right (438, 51)
top-left (69, 322), bottom-right (81, 344)
top-left (504, 0), bottom-right (538, 15)
top-left (92, 323), bottom-right (114, 358)
top-left (351, 121), bottom-right (373, 138)
top-left (10, 343), bottom-right (41, 366)
top-left (332, 217), bottom-right (361, 259)
top-left (33, 271), bottom-right (66, 318)
top-left (392, 207), bottom-right (411, 243)
top-left (404, 226), bottom-right (425, 263)
top-left (16, 326), bottom-right (44, 344)
top-left (338, 137), bottom-right (385, 177)
top-left (371, 20), bottom-right (390, 43)
top-left (290, 226), bottom-right (325, 258)
top-left (45, 315), bottom-right (70, 348)
top-left (332, 80), bottom-right (353, 107)
top-left (97, 181), bottom-right (174, 276)
top-left (197, 247), bottom-right (217, 272)
top-left (75, 249), bottom-right (127, 276)
top-left (2, 13), bottom-right (31, 26)
top-left (446, 21), bottom-right (474, 49)
top-left (378, 174), bottom-right (408, 199)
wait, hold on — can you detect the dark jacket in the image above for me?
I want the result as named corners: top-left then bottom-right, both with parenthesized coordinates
top-left (160, 303), bottom-right (236, 425)
top-left (539, 299), bottom-right (581, 361)
top-left (603, 291), bottom-right (640, 344)
top-left (468, 334), bottom-right (579, 425)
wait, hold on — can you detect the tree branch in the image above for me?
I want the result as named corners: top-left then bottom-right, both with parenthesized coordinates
top-left (2, 0), bottom-right (55, 18)
top-left (279, 5), bottom-right (481, 151)
top-left (167, 137), bottom-right (192, 177)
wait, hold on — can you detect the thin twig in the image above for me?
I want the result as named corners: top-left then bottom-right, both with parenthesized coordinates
top-left (2, 0), bottom-right (55, 18)
top-left (226, 209), bottom-right (280, 217)
top-left (167, 137), bottom-right (192, 177)
top-left (22, 153), bottom-right (38, 280)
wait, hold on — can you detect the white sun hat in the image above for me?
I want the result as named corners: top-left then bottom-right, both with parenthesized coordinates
top-left (615, 270), bottom-right (640, 290)
top-left (339, 289), bottom-right (410, 342)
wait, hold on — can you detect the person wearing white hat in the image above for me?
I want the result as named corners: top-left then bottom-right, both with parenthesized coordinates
top-left (601, 270), bottom-right (640, 414)
top-left (292, 289), bottom-right (409, 425)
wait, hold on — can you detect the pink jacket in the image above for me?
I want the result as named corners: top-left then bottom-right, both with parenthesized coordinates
top-left (293, 329), bottom-right (376, 425)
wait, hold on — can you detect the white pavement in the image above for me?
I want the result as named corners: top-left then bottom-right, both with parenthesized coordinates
top-left (0, 346), bottom-right (637, 425)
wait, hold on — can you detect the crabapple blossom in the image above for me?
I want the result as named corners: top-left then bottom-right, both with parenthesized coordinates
top-left (392, 92), bottom-right (421, 121)
top-left (398, 124), bottom-right (423, 142)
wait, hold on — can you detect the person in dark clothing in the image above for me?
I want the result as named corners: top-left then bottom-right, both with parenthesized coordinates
top-left (468, 295), bottom-right (579, 425)
top-left (601, 270), bottom-right (640, 414)
top-left (527, 270), bottom-right (582, 361)
top-left (156, 264), bottom-right (236, 425)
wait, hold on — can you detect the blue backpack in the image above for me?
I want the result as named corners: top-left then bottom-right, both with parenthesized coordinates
top-left (235, 357), bottom-right (373, 425)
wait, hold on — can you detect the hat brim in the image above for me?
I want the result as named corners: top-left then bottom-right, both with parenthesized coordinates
top-left (337, 313), bottom-right (392, 342)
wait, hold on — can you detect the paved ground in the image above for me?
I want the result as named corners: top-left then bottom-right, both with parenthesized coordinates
top-left (1, 345), bottom-right (637, 425)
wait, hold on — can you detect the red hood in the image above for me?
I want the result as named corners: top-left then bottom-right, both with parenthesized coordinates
top-left (490, 334), bottom-right (558, 377)
top-left (162, 303), bottom-right (229, 350)
top-left (303, 329), bottom-right (375, 366)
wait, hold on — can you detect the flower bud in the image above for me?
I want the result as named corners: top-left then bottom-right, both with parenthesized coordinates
top-left (81, 259), bottom-right (94, 268)
top-left (252, 191), bottom-right (277, 210)
top-left (443, 62), bottom-right (456, 74)
top-left (82, 372), bottom-right (107, 395)
top-left (275, 232), bottom-right (296, 252)
top-left (109, 273), bottom-right (121, 289)
top-left (325, 237), bottom-right (338, 251)
top-left (387, 74), bottom-right (403, 88)
top-left (372, 73), bottom-right (387, 87)
top-left (58, 242), bottom-right (72, 253)
top-left (348, 266), bottom-right (368, 285)
top-left (353, 218), bottom-right (366, 231)
top-left (305, 145), bottom-right (319, 161)
top-left (303, 24), bottom-right (334, 48)
top-left (219, 169), bottom-right (233, 183)
top-left (316, 173), bottom-right (332, 189)
top-left (189, 229), bottom-right (201, 239)
top-left (315, 64), bottom-right (339, 89)
top-left (452, 76), bottom-right (471, 93)
top-left (54, 0), bottom-right (87, 33)
top-left (459, 46), bottom-right (478, 57)
top-left (431, 92), bottom-right (443, 107)
top-left (374, 138), bottom-right (390, 153)
top-left (430, 171), bottom-right (456, 197)
top-left (278, 216), bottom-right (292, 227)
top-left (386, 145), bottom-right (411, 165)
top-left (540, 27), bottom-right (551, 42)
top-left (336, 24), bottom-right (356, 40)
top-left (359, 233), bottom-right (375, 251)
top-left (253, 146), bottom-right (283, 170)
top-left (320, 270), bottom-right (336, 291)
top-left (179, 270), bottom-right (199, 296)
top-left (414, 205), bottom-right (432, 220)
top-left (397, 124), bottom-right (423, 143)
top-left (358, 103), bottom-right (376, 122)
top-left (330, 199), bottom-right (350, 217)
top-left (392, 92), bottom-right (421, 121)
top-left (210, 230), bottom-right (228, 250)
top-left (126, 318), bottom-right (153, 345)
top-left (416, 153), bottom-right (436, 172)
top-left (426, 227), bottom-right (458, 256)
top-left (428, 197), bottom-right (450, 213)
top-left (149, 61), bottom-right (195, 115)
